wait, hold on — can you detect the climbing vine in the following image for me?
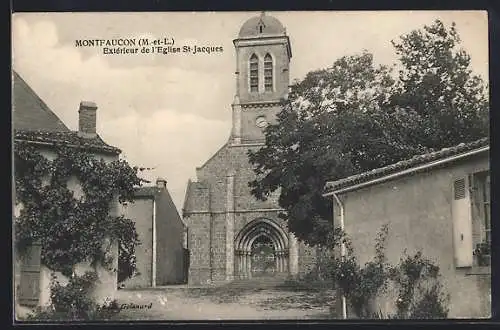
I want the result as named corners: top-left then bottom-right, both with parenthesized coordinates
top-left (14, 140), bottom-right (145, 281)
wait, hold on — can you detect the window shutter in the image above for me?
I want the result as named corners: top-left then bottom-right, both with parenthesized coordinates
top-left (18, 243), bottom-right (42, 306)
top-left (451, 176), bottom-right (473, 267)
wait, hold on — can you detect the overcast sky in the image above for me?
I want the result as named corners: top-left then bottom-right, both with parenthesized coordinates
top-left (12, 11), bottom-right (488, 211)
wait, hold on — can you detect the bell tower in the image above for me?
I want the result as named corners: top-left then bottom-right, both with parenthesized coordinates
top-left (231, 12), bottom-right (292, 144)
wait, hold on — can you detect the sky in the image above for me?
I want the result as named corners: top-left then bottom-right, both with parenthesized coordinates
top-left (11, 11), bottom-right (488, 212)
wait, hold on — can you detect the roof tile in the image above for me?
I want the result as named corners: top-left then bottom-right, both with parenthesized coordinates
top-left (12, 71), bottom-right (120, 155)
top-left (324, 138), bottom-right (489, 194)
top-left (14, 129), bottom-right (121, 154)
top-left (134, 187), bottom-right (162, 197)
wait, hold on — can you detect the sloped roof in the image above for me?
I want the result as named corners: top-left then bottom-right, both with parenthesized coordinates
top-left (133, 184), bottom-right (187, 227)
top-left (182, 179), bottom-right (209, 214)
top-left (196, 142), bottom-right (228, 171)
top-left (13, 71), bottom-right (70, 132)
top-left (134, 186), bottom-right (163, 197)
top-left (12, 71), bottom-right (121, 155)
top-left (14, 129), bottom-right (121, 154)
top-left (324, 137), bottom-right (489, 195)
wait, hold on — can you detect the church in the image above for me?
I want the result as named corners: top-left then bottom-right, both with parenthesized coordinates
top-left (182, 13), bottom-right (318, 285)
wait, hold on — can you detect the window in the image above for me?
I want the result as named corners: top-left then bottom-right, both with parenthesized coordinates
top-left (257, 20), bottom-right (265, 34)
top-left (452, 170), bottom-right (491, 269)
top-left (471, 171), bottom-right (491, 266)
top-left (264, 54), bottom-right (273, 92)
top-left (482, 174), bottom-right (491, 245)
top-left (249, 54), bottom-right (259, 92)
top-left (183, 228), bottom-right (188, 249)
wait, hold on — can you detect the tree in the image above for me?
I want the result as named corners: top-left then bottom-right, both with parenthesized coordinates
top-left (248, 52), bottom-right (417, 245)
top-left (248, 20), bottom-right (489, 247)
top-left (391, 19), bottom-right (489, 149)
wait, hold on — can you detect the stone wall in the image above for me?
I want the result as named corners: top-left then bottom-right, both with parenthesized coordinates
top-left (239, 104), bottom-right (283, 143)
top-left (212, 213), bottom-right (228, 282)
top-left (185, 140), bottom-right (317, 284)
top-left (184, 212), bottom-right (212, 285)
top-left (236, 40), bottom-right (290, 104)
top-left (196, 144), bottom-right (280, 212)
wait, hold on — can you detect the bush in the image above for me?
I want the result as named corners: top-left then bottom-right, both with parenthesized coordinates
top-left (390, 251), bottom-right (450, 319)
top-left (26, 271), bottom-right (121, 321)
top-left (330, 224), bottom-right (390, 318)
top-left (325, 224), bottom-right (449, 319)
top-left (409, 283), bottom-right (449, 319)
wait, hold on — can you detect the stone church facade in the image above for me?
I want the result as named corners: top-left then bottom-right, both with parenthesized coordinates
top-left (183, 13), bottom-right (317, 285)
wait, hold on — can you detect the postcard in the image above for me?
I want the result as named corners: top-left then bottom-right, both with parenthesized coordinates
top-left (12, 11), bottom-right (490, 321)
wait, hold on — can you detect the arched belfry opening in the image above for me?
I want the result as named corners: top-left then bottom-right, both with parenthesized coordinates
top-left (234, 218), bottom-right (289, 279)
top-left (249, 54), bottom-right (259, 93)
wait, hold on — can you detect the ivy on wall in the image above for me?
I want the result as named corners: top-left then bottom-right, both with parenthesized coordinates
top-left (14, 140), bottom-right (144, 281)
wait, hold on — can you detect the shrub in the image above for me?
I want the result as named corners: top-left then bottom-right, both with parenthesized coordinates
top-left (325, 224), bottom-right (449, 319)
top-left (330, 224), bottom-right (390, 318)
top-left (390, 251), bottom-right (449, 319)
top-left (409, 283), bottom-right (449, 319)
top-left (26, 271), bottom-right (121, 321)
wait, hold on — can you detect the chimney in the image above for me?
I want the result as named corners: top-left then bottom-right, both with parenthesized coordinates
top-left (78, 101), bottom-right (98, 137)
top-left (156, 177), bottom-right (167, 189)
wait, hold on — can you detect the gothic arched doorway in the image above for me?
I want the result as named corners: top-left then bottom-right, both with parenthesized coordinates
top-left (251, 235), bottom-right (275, 276)
top-left (234, 218), bottom-right (289, 279)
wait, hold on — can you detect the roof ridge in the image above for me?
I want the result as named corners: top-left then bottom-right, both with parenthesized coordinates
top-left (14, 129), bottom-right (121, 154)
top-left (324, 137), bottom-right (489, 194)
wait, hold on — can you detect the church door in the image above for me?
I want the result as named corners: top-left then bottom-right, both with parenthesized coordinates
top-left (251, 236), bottom-right (276, 276)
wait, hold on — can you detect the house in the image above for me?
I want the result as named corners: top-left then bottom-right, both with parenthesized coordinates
top-left (13, 71), bottom-right (122, 316)
top-left (323, 138), bottom-right (490, 318)
top-left (120, 178), bottom-right (188, 288)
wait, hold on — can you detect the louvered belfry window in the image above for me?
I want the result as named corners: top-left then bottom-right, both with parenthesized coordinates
top-left (264, 54), bottom-right (273, 92)
top-left (250, 54), bottom-right (259, 92)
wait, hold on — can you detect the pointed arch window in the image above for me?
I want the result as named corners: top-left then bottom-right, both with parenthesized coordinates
top-left (264, 53), bottom-right (273, 92)
top-left (249, 54), bottom-right (259, 93)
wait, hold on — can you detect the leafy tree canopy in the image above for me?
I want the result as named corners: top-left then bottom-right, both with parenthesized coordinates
top-left (248, 19), bottom-right (489, 247)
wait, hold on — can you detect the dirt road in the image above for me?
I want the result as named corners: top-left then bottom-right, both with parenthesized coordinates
top-left (113, 281), bottom-right (337, 320)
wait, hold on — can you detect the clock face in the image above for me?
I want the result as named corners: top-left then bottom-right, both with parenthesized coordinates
top-left (255, 116), bottom-right (268, 128)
